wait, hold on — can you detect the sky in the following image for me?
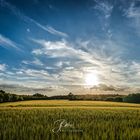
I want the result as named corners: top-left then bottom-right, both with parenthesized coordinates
top-left (0, 0), bottom-right (140, 95)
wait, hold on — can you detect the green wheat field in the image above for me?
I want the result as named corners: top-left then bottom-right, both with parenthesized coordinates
top-left (0, 100), bottom-right (140, 140)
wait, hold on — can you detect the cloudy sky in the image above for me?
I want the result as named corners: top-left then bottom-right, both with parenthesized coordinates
top-left (0, 0), bottom-right (140, 94)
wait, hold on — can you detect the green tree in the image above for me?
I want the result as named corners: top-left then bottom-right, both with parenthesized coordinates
top-left (68, 92), bottom-right (76, 100)
top-left (123, 93), bottom-right (140, 103)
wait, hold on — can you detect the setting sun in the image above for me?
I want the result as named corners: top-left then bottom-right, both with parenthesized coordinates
top-left (85, 73), bottom-right (99, 86)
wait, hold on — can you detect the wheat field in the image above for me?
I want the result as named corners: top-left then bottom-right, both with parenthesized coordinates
top-left (0, 100), bottom-right (140, 140)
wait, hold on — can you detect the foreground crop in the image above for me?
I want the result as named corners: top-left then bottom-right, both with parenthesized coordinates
top-left (0, 100), bottom-right (140, 140)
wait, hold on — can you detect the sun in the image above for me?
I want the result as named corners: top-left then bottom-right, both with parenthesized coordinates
top-left (85, 73), bottom-right (99, 86)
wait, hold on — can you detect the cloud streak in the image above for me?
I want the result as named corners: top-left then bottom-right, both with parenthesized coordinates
top-left (0, 34), bottom-right (20, 50)
top-left (93, 0), bottom-right (113, 39)
top-left (124, 1), bottom-right (140, 36)
top-left (0, 64), bottom-right (6, 71)
top-left (0, 0), bottom-right (68, 38)
top-left (31, 38), bottom-right (102, 66)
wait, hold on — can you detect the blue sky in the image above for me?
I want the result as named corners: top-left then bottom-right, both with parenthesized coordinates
top-left (0, 0), bottom-right (140, 92)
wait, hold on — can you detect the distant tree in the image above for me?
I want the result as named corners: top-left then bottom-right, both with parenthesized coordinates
top-left (11, 94), bottom-right (19, 101)
top-left (123, 93), bottom-right (140, 103)
top-left (68, 92), bottom-right (76, 100)
top-left (0, 93), bottom-right (4, 102)
top-left (0, 90), bottom-right (5, 94)
top-left (18, 96), bottom-right (24, 101)
top-left (33, 93), bottom-right (44, 97)
top-left (3, 93), bottom-right (10, 102)
top-left (113, 97), bottom-right (123, 102)
top-left (105, 97), bottom-right (114, 101)
top-left (103, 96), bottom-right (123, 102)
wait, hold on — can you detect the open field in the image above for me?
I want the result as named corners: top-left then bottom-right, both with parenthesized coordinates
top-left (0, 100), bottom-right (140, 140)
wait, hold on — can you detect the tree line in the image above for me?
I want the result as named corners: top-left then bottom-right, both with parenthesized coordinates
top-left (0, 90), bottom-right (140, 103)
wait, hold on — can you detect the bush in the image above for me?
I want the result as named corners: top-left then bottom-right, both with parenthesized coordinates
top-left (68, 92), bottom-right (76, 100)
top-left (123, 93), bottom-right (140, 103)
top-left (0, 90), bottom-right (24, 103)
top-left (105, 97), bottom-right (123, 102)
top-left (33, 93), bottom-right (45, 97)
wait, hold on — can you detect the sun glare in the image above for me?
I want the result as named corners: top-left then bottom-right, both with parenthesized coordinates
top-left (85, 73), bottom-right (99, 86)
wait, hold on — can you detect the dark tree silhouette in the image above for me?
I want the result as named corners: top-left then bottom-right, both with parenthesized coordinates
top-left (68, 92), bottom-right (76, 100)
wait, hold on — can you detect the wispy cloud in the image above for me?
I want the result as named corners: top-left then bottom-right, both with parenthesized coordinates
top-left (45, 25), bottom-right (68, 37)
top-left (31, 38), bottom-right (102, 66)
top-left (30, 20), bottom-right (68, 37)
top-left (125, 2), bottom-right (140, 18)
top-left (56, 61), bottom-right (70, 68)
top-left (93, 0), bottom-right (113, 39)
top-left (124, 1), bottom-right (140, 36)
top-left (0, 0), bottom-right (68, 38)
top-left (0, 64), bottom-right (6, 71)
top-left (22, 58), bottom-right (44, 66)
top-left (94, 0), bottom-right (113, 19)
top-left (0, 34), bottom-right (20, 50)
top-left (5, 68), bottom-right (53, 84)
